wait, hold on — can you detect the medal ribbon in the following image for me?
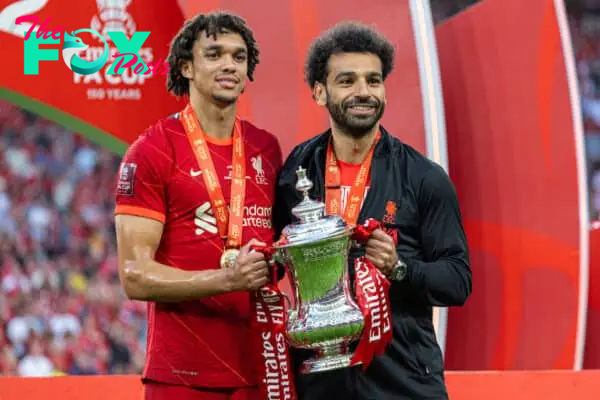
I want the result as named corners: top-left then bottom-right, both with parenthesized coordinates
top-left (350, 218), bottom-right (394, 371)
top-left (325, 131), bottom-right (381, 226)
top-left (250, 245), bottom-right (297, 400)
top-left (180, 104), bottom-right (245, 249)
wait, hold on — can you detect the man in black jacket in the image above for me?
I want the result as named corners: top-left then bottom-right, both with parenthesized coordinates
top-left (272, 22), bottom-right (472, 399)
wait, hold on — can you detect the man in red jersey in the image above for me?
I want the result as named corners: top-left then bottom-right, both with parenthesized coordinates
top-left (113, 11), bottom-right (287, 400)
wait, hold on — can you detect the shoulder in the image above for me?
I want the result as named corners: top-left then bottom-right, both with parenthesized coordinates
top-left (384, 130), bottom-right (446, 181)
top-left (290, 132), bottom-right (328, 156)
top-left (241, 120), bottom-right (281, 148)
top-left (123, 114), bottom-right (180, 165)
top-left (241, 120), bottom-right (284, 169)
top-left (277, 132), bottom-right (328, 185)
top-left (382, 128), bottom-right (454, 194)
top-left (283, 132), bottom-right (328, 169)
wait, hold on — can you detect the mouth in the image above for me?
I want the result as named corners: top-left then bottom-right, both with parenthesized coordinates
top-left (215, 76), bottom-right (239, 89)
top-left (346, 104), bottom-right (377, 116)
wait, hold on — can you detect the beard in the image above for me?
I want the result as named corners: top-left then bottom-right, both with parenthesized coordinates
top-left (326, 92), bottom-right (385, 138)
top-left (211, 87), bottom-right (242, 106)
top-left (211, 93), bottom-right (238, 106)
top-left (209, 82), bottom-right (245, 106)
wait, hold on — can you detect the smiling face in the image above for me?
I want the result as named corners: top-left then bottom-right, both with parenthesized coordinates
top-left (314, 52), bottom-right (386, 138)
top-left (181, 29), bottom-right (248, 106)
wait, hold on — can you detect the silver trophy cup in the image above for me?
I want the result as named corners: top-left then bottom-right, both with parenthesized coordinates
top-left (272, 167), bottom-right (365, 374)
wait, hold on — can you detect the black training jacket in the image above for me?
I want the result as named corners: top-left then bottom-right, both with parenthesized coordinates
top-left (272, 127), bottom-right (472, 400)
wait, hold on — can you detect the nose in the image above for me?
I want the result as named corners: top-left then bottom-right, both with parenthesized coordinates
top-left (356, 79), bottom-right (370, 97)
top-left (220, 54), bottom-right (237, 72)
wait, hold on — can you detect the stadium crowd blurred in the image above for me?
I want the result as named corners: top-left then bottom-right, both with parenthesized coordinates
top-left (568, 0), bottom-right (600, 221)
top-left (0, 102), bottom-right (145, 376)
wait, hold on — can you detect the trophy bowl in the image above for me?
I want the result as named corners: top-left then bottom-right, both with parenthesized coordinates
top-left (272, 167), bottom-right (365, 374)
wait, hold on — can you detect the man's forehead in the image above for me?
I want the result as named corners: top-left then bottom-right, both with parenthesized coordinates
top-left (328, 52), bottom-right (383, 75)
top-left (197, 30), bottom-right (247, 49)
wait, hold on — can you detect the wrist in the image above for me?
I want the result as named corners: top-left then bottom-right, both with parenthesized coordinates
top-left (389, 258), bottom-right (408, 282)
top-left (221, 266), bottom-right (237, 293)
top-left (383, 254), bottom-right (399, 277)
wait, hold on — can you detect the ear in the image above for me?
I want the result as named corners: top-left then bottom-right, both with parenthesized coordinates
top-left (313, 82), bottom-right (327, 106)
top-left (180, 59), bottom-right (193, 80)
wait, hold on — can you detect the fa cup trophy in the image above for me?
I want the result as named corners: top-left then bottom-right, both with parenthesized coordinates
top-left (271, 167), bottom-right (365, 374)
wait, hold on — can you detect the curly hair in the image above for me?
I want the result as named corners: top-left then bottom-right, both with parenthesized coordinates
top-left (166, 11), bottom-right (260, 97)
top-left (304, 22), bottom-right (395, 88)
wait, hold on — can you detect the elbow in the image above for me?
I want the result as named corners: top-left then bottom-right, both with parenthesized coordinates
top-left (452, 269), bottom-right (472, 306)
top-left (451, 290), bottom-right (470, 307)
top-left (121, 262), bottom-right (153, 301)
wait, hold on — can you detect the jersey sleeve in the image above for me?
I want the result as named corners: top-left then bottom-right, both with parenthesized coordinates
top-left (113, 127), bottom-right (171, 224)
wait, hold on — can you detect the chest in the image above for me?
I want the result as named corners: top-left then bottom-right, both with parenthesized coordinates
top-left (165, 137), bottom-right (277, 232)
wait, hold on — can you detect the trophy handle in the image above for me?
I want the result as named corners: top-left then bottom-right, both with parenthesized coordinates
top-left (250, 245), bottom-right (298, 312)
top-left (271, 250), bottom-right (299, 313)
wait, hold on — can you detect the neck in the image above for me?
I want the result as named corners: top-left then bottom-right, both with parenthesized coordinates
top-left (189, 90), bottom-right (237, 140)
top-left (330, 124), bottom-right (379, 164)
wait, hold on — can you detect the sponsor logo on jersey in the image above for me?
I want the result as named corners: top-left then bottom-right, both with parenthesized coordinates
top-left (193, 201), bottom-right (272, 236)
top-left (194, 201), bottom-right (218, 236)
top-left (189, 168), bottom-right (202, 177)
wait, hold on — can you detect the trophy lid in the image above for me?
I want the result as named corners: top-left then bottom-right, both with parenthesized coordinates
top-left (279, 167), bottom-right (350, 246)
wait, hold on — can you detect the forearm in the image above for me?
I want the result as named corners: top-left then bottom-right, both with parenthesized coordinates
top-left (404, 165), bottom-right (472, 307)
top-left (122, 258), bottom-right (232, 302)
top-left (403, 255), bottom-right (471, 307)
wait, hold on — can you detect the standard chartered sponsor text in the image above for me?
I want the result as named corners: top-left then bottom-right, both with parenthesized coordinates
top-left (243, 204), bottom-right (272, 228)
top-left (194, 202), bottom-right (272, 235)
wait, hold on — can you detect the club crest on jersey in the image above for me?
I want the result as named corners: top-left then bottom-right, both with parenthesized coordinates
top-left (251, 155), bottom-right (268, 185)
top-left (117, 162), bottom-right (136, 196)
top-left (383, 200), bottom-right (397, 224)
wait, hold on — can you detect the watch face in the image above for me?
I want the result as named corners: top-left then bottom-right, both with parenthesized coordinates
top-left (394, 263), bottom-right (406, 281)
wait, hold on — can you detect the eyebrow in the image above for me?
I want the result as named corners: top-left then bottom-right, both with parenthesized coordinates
top-left (203, 44), bottom-right (247, 53)
top-left (334, 71), bottom-right (382, 80)
top-left (334, 71), bottom-right (356, 80)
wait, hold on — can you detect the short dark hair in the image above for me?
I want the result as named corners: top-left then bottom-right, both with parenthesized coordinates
top-left (166, 11), bottom-right (260, 97)
top-left (304, 22), bottom-right (395, 88)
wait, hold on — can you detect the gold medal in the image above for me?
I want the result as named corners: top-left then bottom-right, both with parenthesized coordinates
top-left (220, 248), bottom-right (240, 269)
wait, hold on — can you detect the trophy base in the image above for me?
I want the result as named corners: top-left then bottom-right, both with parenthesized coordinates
top-left (300, 343), bottom-right (361, 374)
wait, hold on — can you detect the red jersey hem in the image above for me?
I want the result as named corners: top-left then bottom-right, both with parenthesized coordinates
top-left (142, 368), bottom-right (256, 390)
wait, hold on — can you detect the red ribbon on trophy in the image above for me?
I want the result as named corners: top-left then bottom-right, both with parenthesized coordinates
top-left (250, 245), bottom-right (297, 400)
top-left (349, 218), bottom-right (394, 371)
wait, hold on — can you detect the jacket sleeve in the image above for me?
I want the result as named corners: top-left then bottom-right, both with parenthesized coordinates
top-left (402, 164), bottom-right (472, 307)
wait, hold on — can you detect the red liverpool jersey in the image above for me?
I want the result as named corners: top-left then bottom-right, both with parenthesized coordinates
top-left (114, 113), bottom-right (282, 389)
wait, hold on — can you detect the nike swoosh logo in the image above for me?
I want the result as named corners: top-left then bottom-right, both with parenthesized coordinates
top-left (190, 169), bottom-right (202, 177)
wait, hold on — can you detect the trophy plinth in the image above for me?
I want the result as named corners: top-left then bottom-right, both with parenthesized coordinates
top-left (272, 167), bottom-right (365, 374)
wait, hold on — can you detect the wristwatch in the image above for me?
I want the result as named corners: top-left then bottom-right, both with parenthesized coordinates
top-left (389, 258), bottom-right (408, 281)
